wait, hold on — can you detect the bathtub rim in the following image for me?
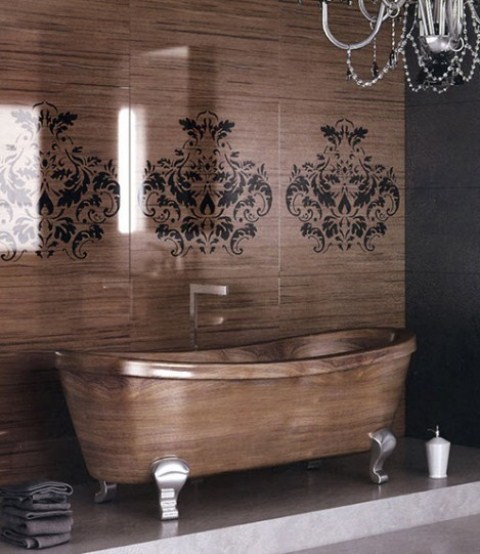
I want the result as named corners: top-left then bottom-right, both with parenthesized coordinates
top-left (55, 327), bottom-right (416, 381)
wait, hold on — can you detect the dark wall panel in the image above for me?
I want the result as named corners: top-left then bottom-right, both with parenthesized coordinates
top-left (406, 77), bottom-right (480, 445)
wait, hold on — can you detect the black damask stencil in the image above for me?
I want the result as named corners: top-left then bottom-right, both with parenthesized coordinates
top-left (141, 110), bottom-right (272, 256)
top-left (286, 119), bottom-right (400, 253)
top-left (0, 101), bottom-right (120, 261)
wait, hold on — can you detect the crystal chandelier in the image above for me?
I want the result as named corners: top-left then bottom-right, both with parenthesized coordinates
top-left (302, 0), bottom-right (480, 92)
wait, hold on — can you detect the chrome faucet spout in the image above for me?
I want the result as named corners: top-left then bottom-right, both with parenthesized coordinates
top-left (189, 284), bottom-right (229, 349)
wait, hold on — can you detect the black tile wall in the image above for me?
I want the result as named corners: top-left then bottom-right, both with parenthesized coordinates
top-left (406, 186), bottom-right (480, 274)
top-left (406, 78), bottom-right (480, 446)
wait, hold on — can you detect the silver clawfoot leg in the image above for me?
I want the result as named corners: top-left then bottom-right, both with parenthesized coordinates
top-left (94, 481), bottom-right (118, 503)
top-left (152, 457), bottom-right (190, 520)
top-left (369, 428), bottom-right (397, 484)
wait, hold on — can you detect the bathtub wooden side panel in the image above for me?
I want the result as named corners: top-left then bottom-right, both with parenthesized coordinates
top-left (0, 353), bottom-right (83, 485)
top-left (59, 354), bottom-right (410, 483)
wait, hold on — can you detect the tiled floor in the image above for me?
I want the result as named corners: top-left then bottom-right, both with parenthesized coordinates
top-left (2, 438), bottom-right (480, 553)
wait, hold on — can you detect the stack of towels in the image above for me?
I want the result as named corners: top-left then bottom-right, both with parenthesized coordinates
top-left (0, 481), bottom-right (73, 550)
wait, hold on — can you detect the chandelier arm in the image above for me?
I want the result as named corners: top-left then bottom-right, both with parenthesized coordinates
top-left (322, 0), bottom-right (386, 49)
top-left (446, 0), bottom-right (464, 40)
top-left (379, 0), bottom-right (409, 14)
top-left (467, 0), bottom-right (480, 23)
top-left (358, 0), bottom-right (388, 22)
top-left (358, 0), bottom-right (408, 24)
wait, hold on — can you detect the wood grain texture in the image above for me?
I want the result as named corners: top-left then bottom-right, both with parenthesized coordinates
top-left (0, 0), bottom-right (406, 484)
top-left (0, 84), bottom-right (130, 350)
top-left (57, 328), bottom-right (415, 483)
top-left (0, 0), bottom-right (129, 87)
top-left (130, 92), bottom-right (280, 350)
top-left (130, 0), bottom-right (279, 99)
top-left (57, 330), bottom-right (415, 483)
top-left (0, 352), bottom-right (83, 485)
top-left (277, 60), bottom-right (405, 419)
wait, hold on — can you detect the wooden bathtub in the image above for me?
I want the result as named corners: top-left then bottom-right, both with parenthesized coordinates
top-left (56, 327), bottom-right (416, 519)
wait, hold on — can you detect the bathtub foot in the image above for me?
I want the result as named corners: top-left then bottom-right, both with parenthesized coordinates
top-left (369, 428), bottom-right (397, 484)
top-left (152, 457), bottom-right (190, 520)
top-left (94, 481), bottom-right (117, 503)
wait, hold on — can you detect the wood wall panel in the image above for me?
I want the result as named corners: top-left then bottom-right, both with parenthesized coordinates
top-left (0, 0), bottom-right (405, 484)
top-left (0, 84), bottom-right (130, 351)
top-left (0, 0), bottom-right (129, 87)
top-left (130, 90), bottom-right (280, 349)
top-left (0, 353), bottom-right (85, 485)
top-left (280, 272), bottom-right (405, 334)
top-left (279, 2), bottom-right (405, 333)
top-left (130, 0), bottom-right (279, 99)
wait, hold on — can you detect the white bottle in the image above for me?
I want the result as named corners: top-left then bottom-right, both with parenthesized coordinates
top-left (426, 425), bottom-right (450, 479)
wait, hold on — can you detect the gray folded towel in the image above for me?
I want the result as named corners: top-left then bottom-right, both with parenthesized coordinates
top-left (3, 506), bottom-right (73, 520)
top-left (3, 500), bottom-right (71, 512)
top-left (0, 481), bottom-right (73, 504)
top-left (2, 514), bottom-right (73, 536)
top-left (1, 527), bottom-right (71, 549)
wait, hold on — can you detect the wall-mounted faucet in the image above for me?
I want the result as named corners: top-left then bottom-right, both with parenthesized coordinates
top-left (189, 283), bottom-right (229, 349)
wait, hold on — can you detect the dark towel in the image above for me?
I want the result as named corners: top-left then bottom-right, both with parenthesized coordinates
top-left (0, 481), bottom-right (73, 504)
top-left (1, 527), bottom-right (71, 549)
top-left (2, 500), bottom-right (71, 513)
top-left (2, 506), bottom-right (73, 520)
top-left (2, 514), bottom-right (73, 536)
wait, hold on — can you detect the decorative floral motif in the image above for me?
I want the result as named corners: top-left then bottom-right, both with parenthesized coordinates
top-left (286, 119), bottom-right (400, 253)
top-left (0, 101), bottom-right (120, 261)
top-left (141, 110), bottom-right (272, 256)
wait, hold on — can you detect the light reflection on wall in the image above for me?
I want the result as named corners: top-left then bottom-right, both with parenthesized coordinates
top-left (147, 46), bottom-right (190, 59)
top-left (118, 107), bottom-right (145, 234)
top-left (0, 105), bottom-right (40, 255)
top-left (119, 46), bottom-right (189, 236)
